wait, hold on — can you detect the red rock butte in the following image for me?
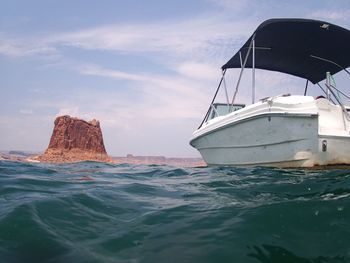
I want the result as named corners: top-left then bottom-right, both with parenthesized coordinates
top-left (37, 115), bottom-right (110, 163)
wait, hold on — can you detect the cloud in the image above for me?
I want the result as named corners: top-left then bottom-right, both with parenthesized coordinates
top-left (176, 62), bottom-right (219, 80)
top-left (0, 35), bottom-right (57, 58)
top-left (207, 0), bottom-right (250, 11)
top-left (0, 15), bottom-right (254, 64)
top-left (0, 39), bottom-right (24, 57)
top-left (56, 107), bottom-right (81, 118)
top-left (79, 64), bottom-right (149, 82)
top-left (76, 63), bottom-right (215, 118)
top-left (49, 17), bottom-right (241, 55)
top-left (309, 10), bottom-right (350, 22)
top-left (19, 109), bottom-right (33, 115)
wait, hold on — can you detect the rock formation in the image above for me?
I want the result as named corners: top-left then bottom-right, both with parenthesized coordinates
top-left (37, 115), bottom-right (110, 163)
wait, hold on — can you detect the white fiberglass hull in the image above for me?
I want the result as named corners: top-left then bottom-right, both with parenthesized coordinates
top-left (190, 96), bottom-right (350, 167)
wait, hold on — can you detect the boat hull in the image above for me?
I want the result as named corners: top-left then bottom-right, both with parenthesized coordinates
top-left (190, 96), bottom-right (350, 167)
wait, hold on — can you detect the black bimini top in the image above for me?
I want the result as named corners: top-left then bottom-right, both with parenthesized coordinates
top-left (222, 18), bottom-right (350, 84)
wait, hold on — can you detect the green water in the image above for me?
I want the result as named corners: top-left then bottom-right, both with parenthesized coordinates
top-left (0, 161), bottom-right (349, 262)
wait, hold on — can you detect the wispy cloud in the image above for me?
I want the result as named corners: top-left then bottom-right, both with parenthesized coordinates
top-left (0, 15), bottom-right (254, 64)
top-left (77, 63), bottom-right (215, 117)
top-left (50, 16), bottom-right (250, 56)
top-left (207, 0), bottom-right (250, 11)
top-left (309, 10), bottom-right (350, 22)
top-left (0, 34), bottom-right (57, 58)
top-left (19, 109), bottom-right (33, 115)
top-left (176, 62), bottom-right (219, 80)
top-left (79, 64), bottom-right (149, 82)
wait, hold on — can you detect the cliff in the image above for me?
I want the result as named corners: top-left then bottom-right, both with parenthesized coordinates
top-left (37, 115), bottom-right (110, 163)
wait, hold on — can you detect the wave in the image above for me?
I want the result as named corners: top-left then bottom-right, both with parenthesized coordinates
top-left (0, 160), bottom-right (349, 262)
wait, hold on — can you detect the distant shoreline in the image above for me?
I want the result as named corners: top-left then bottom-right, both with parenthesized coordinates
top-left (111, 154), bottom-right (205, 167)
top-left (0, 151), bottom-right (206, 167)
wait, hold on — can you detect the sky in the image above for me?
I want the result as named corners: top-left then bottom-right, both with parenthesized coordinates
top-left (1, 0), bottom-right (350, 157)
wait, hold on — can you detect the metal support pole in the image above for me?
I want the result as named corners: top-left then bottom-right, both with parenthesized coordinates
top-left (223, 74), bottom-right (230, 106)
top-left (231, 36), bottom-right (255, 105)
top-left (239, 52), bottom-right (243, 68)
top-left (327, 84), bottom-right (350, 100)
top-left (326, 72), bottom-right (330, 100)
top-left (316, 83), bottom-right (336, 104)
top-left (198, 69), bottom-right (227, 129)
top-left (252, 38), bottom-right (255, 104)
top-left (325, 83), bottom-right (350, 120)
top-left (303, 80), bottom-right (309, 96)
top-left (310, 55), bottom-right (350, 76)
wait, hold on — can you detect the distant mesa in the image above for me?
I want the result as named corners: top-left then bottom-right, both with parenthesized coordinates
top-left (36, 115), bottom-right (110, 163)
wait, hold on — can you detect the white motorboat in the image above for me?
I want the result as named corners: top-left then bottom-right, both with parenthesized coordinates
top-left (190, 18), bottom-right (350, 167)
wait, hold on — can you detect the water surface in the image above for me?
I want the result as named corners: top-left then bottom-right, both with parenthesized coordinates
top-left (0, 161), bottom-right (349, 262)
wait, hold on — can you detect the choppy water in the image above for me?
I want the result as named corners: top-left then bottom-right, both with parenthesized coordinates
top-left (0, 161), bottom-right (350, 263)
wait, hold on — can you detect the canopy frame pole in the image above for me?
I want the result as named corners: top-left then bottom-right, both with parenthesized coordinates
top-left (310, 55), bottom-right (350, 100)
top-left (310, 55), bottom-right (350, 76)
top-left (316, 83), bottom-right (336, 104)
top-left (326, 72), bottom-right (331, 101)
top-left (252, 38), bottom-right (256, 104)
top-left (231, 35), bottom-right (255, 106)
top-left (239, 52), bottom-right (243, 67)
top-left (198, 69), bottom-right (227, 129)
top-left (325, 83), bottom-right (350, 120)
top-left (326, 83), bottom-right (350, 100)
top-left (303, 80), bottom-right (309, 96)
top-left (223, 74), bottom-right (230, 107)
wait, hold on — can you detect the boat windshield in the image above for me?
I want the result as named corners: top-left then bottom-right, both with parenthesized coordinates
top-left (208, 103), bottom-right (245, 121)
